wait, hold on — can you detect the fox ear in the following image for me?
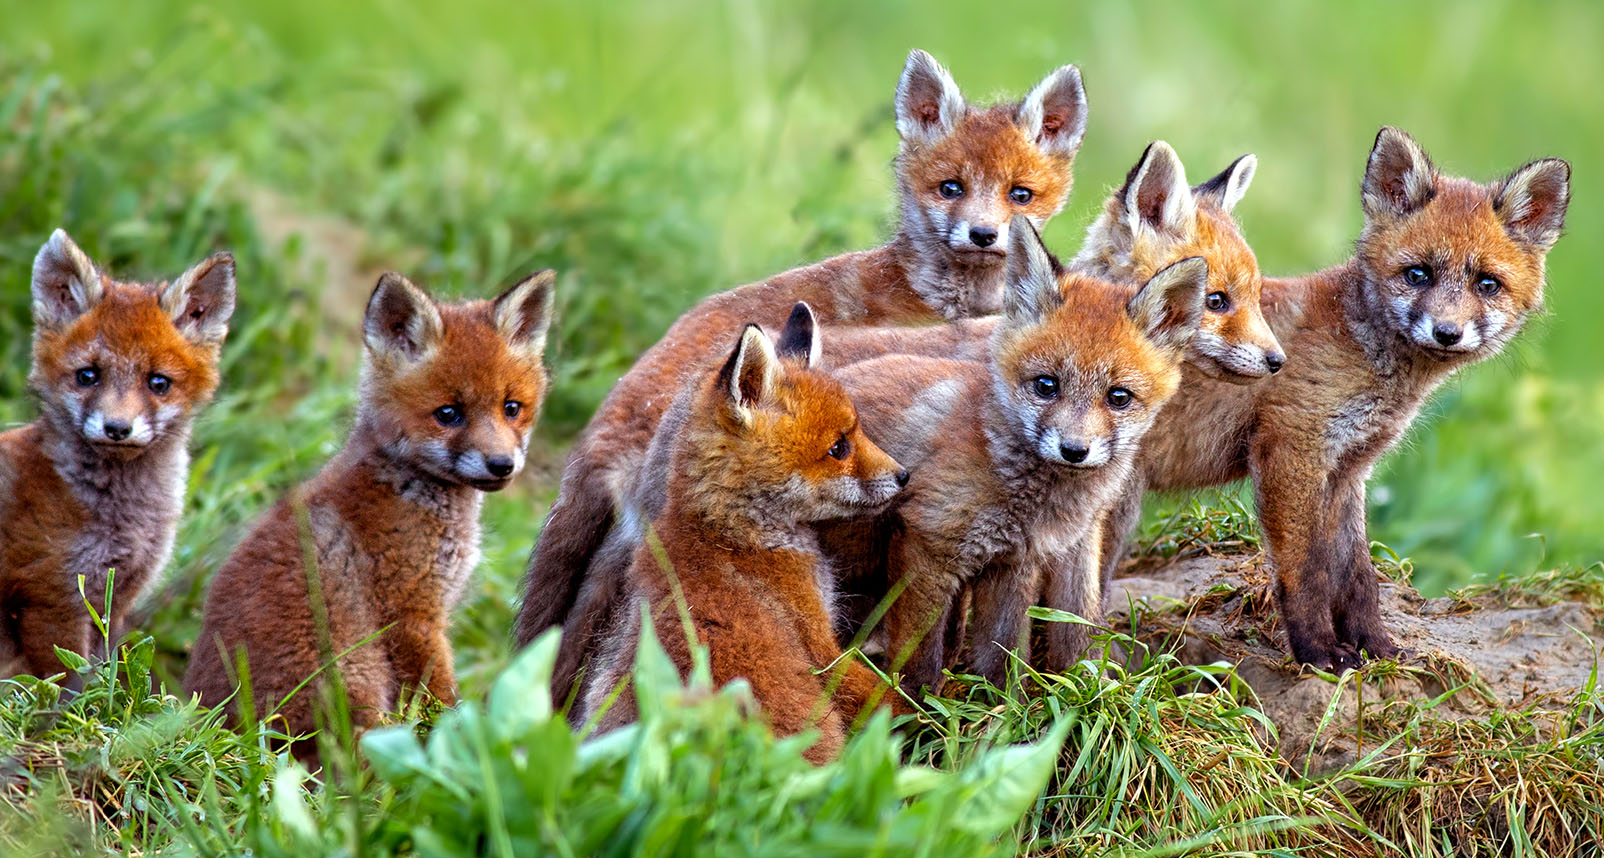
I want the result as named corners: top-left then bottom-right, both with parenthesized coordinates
top-left (493, 269), bottom-right (556, 360)
top-left (717, 324), bottom-right (779, 425)
top-left (364, 272), bottom-right (444, 363)
top-left (776, 302), bottom-right (821, 369)
top-left (1362, 126), bottom-right (1437, 219)
top-left (160, 252), bottom-right (237, 345)
top-left (895, 49), bottom-right (966, 146)
top-left (1495, 158), bottom-right (1570, 250)
top-left (1016, 63), bottom-right (1087, 158)
top-left (1192, 153), bottom-right (1257, 214)
top-left (31, 229), bottom-right (104, 330)
top-left (1002, 215), bottom-right (1061, 323)
top-left (1121, 141), bottom-right (1195, 237)
top-left (1129, 256), bottom-right (1208, 353)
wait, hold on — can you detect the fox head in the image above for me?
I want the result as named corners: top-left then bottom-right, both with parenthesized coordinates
top-left (991, 217), bottom-right (1206, 470)
top-left (1073, 142), bottom-right (1284, 382)
top-left (359, 270), bottom-right (554, 491)
top-left (28, 229), bottom-right (235, 460)
top-left (894, 49), bottom-right (1086, 299)
top-left (681, 303), bottom-right (907, 534)
top-left (1355, 127), bottom-right (1569, 362)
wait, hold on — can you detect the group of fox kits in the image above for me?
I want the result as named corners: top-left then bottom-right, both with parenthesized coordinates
top-left (0, 49), bottom-right (1569, 763)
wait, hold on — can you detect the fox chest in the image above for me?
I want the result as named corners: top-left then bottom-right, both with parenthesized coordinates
top-left (1322, 387), bottom-right (1426, 471)
top-left (318, 504), bottom-right (482, 613)
top-left (62, 464), bottom-right (184, 601)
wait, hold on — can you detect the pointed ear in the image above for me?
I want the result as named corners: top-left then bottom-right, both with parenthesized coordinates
top-left (1121, 141), bottom-right (1195, 237)
top-left (493, 269), bottom-right (556, 360)
top-left (1494, 158), bottom-right (1570, 250)
top-left (1192, 153), bottom-right (1257, 213)
top-left (895, 49), bottom-right (966, 146)
top-left (1002, 215), bottom-right (1062, 323)
top-left (363, 272), bottom-right (444, 363)
top-left (1015, 63), bottom-right (1087, 158)
top-left (775, 302), bottom-right (821, 369)
top-left (160, 252), bottom-right (237, 345)
top-left (1362, 126), bottom-right (1437, 219)
top-left (31, 229), bottom-right (103, 330)
top-left (1129, 257), bottom-right (1208, 353)
top-left (716, 324), bottom-right (779, 426)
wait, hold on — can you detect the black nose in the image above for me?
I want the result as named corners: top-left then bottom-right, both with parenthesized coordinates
top-left (894, 469), bottom-right (911, 487)
top-left (968, 226), bottom-right (998, 248)
top-left (102, 420), bottom-right (131, 441)
top-left (485, 456), bottom-right (516, 478)
top-left (1432, 322), bottom-right (1463, 346)
top-left (1265, 352), bottom-right (1285, 374)
top-left (1060, 442), bottom-right (1089, 464)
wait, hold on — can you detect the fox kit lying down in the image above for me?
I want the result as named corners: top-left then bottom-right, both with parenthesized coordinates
top-left (583, 305), bottom-right (908, 763)
top-left (186, 271), bottom-right (554, 751)
top-left (824, 220), bottom-right (1207, 691)
top-left (517, 49), bottom-right (1089, 693)
top-left (1099, 127), bottom-right (1571, 670)
top-left (1, 230), bottom-right (235, 684)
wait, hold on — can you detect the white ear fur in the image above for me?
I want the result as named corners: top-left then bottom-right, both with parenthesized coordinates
top-left (1002, 215), bottom-right (1061, 323)
top-left (1194, 154), bottom-right (1257, 213)
top-left (363, 272), bottom-right (444, 363)
top-left (160, 252), bottom-right (237, 344)
top-left (1123, 141), bottom-right (1196, 237)
top-left (493, 269), bottom-right (557, 360)
top-left (775, 302), bottom-right (821, 369)
top-left (1015, 63), bottom-right (1087, 157)
top-left (719, 324), bottom-right (780, 425)
top-left (1129, 256), bottom-right (1208, 353)
top-left (31, 229), bottom-right (103, 330)
top-left (1361, 126), bottom-right (1437, 219)
top-left (895, 49), bottom-right (966, 146)
top-left (1495, 158), bottom-right (1570, 250)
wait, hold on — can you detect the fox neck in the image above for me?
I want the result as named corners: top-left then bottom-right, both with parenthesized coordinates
top-left (344, 418), bottom-right (483, 521)
top-left (36, 404), bottom-right (190, 510)
top-left (664, 460), bottom-right (816, 554)
top-left (892, 204), bottom-right (1008, 320)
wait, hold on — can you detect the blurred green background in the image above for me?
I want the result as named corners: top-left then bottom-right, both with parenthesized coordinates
top-left (2, 0), bottom-right (1599, 686)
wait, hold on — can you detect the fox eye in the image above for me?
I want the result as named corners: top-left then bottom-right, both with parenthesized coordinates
top-left (147, 374), bottom-right (171, 396)
top-left (1205, 291), bottom-right (1230, 313)
top-left (503, 400), bottom-right (523, 419)
top-left (75, 368), bottom-right (99, 387)
top-left (1031, 375), bottom-right (1059, 399)
top-left (1106, 387), bottom-right (1134, 409)
top-left (938, 179), bottom-right (964, 199)
top-left (827, 435), bottom-right (851, 461)
top-left (1403, 265), bottom-right (1433, 287)
top-left (433, 405), bottom-right (464, 427)
top-left (1476, 275), bottom-right (1502, 296)
top-left (1008, 186), bottom-right (1033, 205)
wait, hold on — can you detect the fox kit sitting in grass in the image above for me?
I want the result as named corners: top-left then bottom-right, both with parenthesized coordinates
top-left (583, 305), bottom-right (908, 763)
top-left (185, 270), bottom-right (554, 748)
top-left (823, 220), bottom-right (1207, 692)
top-left (0, 230), bottom-right (235, 684)
top-left (1100, 127), bottom-right (1571, 671)
top-left (516, 48), bottom-right (1089, 676)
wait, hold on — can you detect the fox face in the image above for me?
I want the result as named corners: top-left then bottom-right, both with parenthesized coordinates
top-left (992, 217), bottom-right (1206, 468)
top-left (360, 270), bottom-right (555, 490)
top-left (28, 230), bottom-right (235, 459)
top-left (1074, 142), bottom-right (1284, 382)
top-left (1355, 127), bottom-right (1569, 361)
top-left (894, 50), bottom-right (1086, 277)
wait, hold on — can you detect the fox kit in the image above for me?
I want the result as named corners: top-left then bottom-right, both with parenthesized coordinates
top-left (823, 221), bottom-right (1207, 691)
top-left (583, 306), bottom-right (908, 763)
top-left (516, 49), bottom-right (1089, 669)
top-left (0, 230), bottom-right (234, 683)
top-left (1103, 127), bottom-right (1570, 670)
top-left (185, 271), bottom-right (554, 746)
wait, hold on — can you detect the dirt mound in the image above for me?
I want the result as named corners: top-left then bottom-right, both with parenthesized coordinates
top-left (1110, 552), bottom-right (1603, 773)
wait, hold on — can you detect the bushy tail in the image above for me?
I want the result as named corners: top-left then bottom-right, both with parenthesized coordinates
top-left (513, 456), bottom-right (617, 647)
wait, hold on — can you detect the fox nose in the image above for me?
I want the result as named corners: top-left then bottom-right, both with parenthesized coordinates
top-left (894, 469), bottom-right (911, 487)
top-left (485, 455), bottom-right (516, 478)
top-left (968, 226), bottom-right (998, 248)
top-left (102, 420), bottom-right (132, 442)
top-left (1060, 442), bottom-right (1089, 464)
top-left (1265, 351), bottom-right (1286, 374)
top-left (1432, 322), bottom-right (1463, 346)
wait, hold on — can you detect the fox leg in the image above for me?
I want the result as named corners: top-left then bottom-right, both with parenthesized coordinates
top-left (965, 559), bottom-right (1037, 687)
top-left (1037, 530), bottom-right (1103, 674)
top-left (386, 617), bottom-right (458, 706)
top-left (881, 532), bottom-right (963, 694)
top-left (1326, 472), bottom-right (1400, 661)
top-left (1250, 438), bottom-right (1351, 672)
top-left (1098, 475), bottom-right (1146, 597)
top-left (18, 607), bottom-right (91, 690)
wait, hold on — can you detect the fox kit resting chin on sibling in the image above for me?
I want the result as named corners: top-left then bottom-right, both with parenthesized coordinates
top-left (517, 48), bottom-right (1089, 699)
top-left (583, 305), bottom-right (908, 764)
top-left (0, 230), bottom-right (235, 685)
top-left (1101, 127), bottom-right (1571, 670)
top-left (821, 220), bottom-right (1207, 692)
top-left (185, 271), bottom-right (554, 751)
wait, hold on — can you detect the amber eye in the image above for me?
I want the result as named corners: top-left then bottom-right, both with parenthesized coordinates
top-left (503, 400), bottom-right (523, 419)
top-left (1205, 291), bottom-right (1230, 313)
top-left (1106, 387), bottom-right (1133, 409)
top-left (1403, 265), bottom-right (1432, 287)
top-left (938, 179), bottom-right (964, 199)
top-left (148, 373), bottom-right (171, 396)
top-left (1476, 275), bottom-right (1502, 296)
top-left (1031, 375), bottom-right (1059, 399)
top-left (1008, 186), bottom-right (1033, 204)
top-left (828, 435), bottom-right (851, 461)
top-left (75, 367), bottom-right (99, 387)
top-left (433, 405), bottom-right (464, 426)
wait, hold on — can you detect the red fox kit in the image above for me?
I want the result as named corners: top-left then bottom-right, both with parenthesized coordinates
top-left (1102, 127), bottom-right (1570, 670)
top-left (824, 220), bottom-right (1207, 691)
top-left (583, 306), bottom-right (908, 763)
top-left (515, 49), bottom-right (1089, 661)
top-left (185, 270), bottom-right (554, 746)
top-left (1, 230), bottom-right (235, 684)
